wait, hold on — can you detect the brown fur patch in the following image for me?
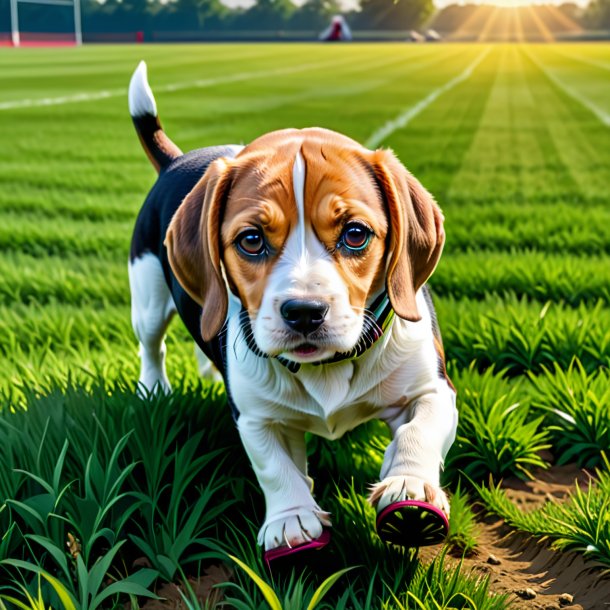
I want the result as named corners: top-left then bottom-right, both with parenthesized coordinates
top-left (367, 149), bottom-right (445, 322)
top-left (165, 158), bottom-right (233, 341)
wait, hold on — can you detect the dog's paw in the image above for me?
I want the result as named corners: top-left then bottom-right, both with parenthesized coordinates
top-left (368, 476), bottom-right (449, 517)
top-left (259, 507), bottom-right (331, 551)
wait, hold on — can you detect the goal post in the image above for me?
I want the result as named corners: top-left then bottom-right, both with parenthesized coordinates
top-left (9, 0), bottom-right (82, 46)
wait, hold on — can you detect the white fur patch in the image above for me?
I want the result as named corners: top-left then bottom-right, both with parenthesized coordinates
top-left (292, 150), bottom-right (306, 254)
top-left (128, 61), bottom-right (157, 118)
top-left (129, 253), bottom-right (175, 392)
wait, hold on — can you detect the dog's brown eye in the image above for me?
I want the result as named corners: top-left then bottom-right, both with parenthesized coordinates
top-left (340, 223), bottom-right (372, 253)
top-left (236, 229), bottom-right (266, 257)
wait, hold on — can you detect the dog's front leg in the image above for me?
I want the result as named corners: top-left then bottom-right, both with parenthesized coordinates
top-left (372, 386), bottom-right (457, 516)
top-left (237, 416), bottom-right (331, 550)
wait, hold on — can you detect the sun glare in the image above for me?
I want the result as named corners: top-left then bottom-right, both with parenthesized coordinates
top-left (446, 1), bottom-right (584, 42)
top-left (480, 0), bottom-right (556, 5)
top-left (473, 0), bottom-right (543, 8)
top-left (481, 0), bottom-right (540, 5)
top-left (443, 0), bottom-right (588, 5)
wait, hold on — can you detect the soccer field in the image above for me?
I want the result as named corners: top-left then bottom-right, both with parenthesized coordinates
top-left (0, 43), bottom-right (609, 607)
top-left (1, 43), bottom-right (609, 397)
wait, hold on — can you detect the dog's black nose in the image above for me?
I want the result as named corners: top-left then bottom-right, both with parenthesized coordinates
top-left (280, 300), bottom-right (329, 335)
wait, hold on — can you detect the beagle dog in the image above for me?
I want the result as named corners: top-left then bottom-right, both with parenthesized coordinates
top-left (128, 62), bottom-right (457, 558)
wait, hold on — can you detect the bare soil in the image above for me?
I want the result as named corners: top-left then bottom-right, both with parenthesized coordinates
top-left (140, 564), bottom-right (233, 609)
top-left (421, 464), bottom-right (610, 610)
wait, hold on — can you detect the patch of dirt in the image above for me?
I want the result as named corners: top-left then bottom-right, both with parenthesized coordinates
top-left (422, 465), bottom-right (610, 610)
top-left (140, 564), bottom-right (232, 610)
top-left (501, 463), bottom-right (594, 509)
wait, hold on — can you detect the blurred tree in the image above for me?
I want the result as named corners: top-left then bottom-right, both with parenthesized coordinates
top-left (291, 0), bottom-right (342, 31)
top-left (354, 0), bottom-right (434, 30)
top-left (557, 2), bottom-right (583, 24)
top-left (233, 0), bottom-right (296, 30)
top-left (176, 0), bottom-right (230, 28)
top-left (585, 0), bottom-right (610, 28)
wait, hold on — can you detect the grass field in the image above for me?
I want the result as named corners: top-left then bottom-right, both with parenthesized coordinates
top-left (0, 42), bottom-right (609, 608)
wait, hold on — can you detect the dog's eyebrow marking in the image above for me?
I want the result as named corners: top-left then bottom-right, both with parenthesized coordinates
top-left (292, 150), bottom-right (306, 255)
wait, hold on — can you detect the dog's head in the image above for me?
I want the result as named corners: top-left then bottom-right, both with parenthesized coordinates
top-left (165, 128), bottom-right (444, 363)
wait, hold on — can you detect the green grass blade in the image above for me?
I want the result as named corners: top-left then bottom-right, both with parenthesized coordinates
top-left (306, 566), bottom-right (358, 610)
top-left (229, 554), bottom-right (282, 610)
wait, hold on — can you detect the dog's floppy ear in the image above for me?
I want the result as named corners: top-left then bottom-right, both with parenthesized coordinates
top-left (165, 158), bottom-right (233, 341)
top-left (370, 149), bottom-right (445, 321)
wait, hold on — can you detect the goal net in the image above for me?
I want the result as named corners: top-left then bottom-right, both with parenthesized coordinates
top-left (8, 0), bottom-right (81, 46)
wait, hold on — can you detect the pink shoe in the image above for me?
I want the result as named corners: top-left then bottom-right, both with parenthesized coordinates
top-left (376, 500), bottom-right (449, 547)
top-left (264, 529), bottom-right (331, 571)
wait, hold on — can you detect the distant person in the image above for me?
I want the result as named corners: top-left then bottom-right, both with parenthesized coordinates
top-left (319, 15), bottom-right (352, 42)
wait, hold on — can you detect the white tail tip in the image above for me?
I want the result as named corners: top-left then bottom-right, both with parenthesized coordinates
top-left (129, 60), bottom-right (157, 118)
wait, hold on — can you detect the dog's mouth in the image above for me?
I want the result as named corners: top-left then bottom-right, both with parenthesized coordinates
top-left (290, 342), bottom-right (319, 357)
top-left (282, 340), bottom-right (337, 363)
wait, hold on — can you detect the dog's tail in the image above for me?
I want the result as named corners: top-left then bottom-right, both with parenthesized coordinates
top-left (129, 61), bottom-right (182, 173)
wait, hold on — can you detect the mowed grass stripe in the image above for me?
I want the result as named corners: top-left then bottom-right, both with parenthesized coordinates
top-left (550, 48), bottom-right (610, 72)
top-left (427, 197), bottom-right (610, 254)
top-left (0, 254), bottom-right (129, 306)
top-left (523, 46), bottom-right (610, 127)
top-left (0, 44), bottom-right (445, 108)
top-left (390, 44), bottom-right (608, 204)
top-left (0, 45), bottom-right (284, 83)
top-left (0, 53), bottom-right (390, 111)
top-left (0, 213), bottom-right (130, 258)
top-left (520, 49), bottom-right (610, 203)
top-left (446, 46), bottom-right (586, 207)
top-left (0, 44), bottom-right (375, 103)
top-left (380, 47), bottom-right (500, 199)
top-left (2, 295), bottom-right (609, 392)
top-left (5, 246), bottom-right (610, 309)
top-left (432, 251), bottom-right (610, 305)
top-left (436, 296), bottom-right (610, 376)
top-left (164, 46), bottom-right (482, 148)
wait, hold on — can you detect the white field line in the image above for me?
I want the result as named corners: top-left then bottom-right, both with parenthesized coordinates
top-left (0, 56), bottom-right (358, 112)
top-left (365, 47), bottom-right (491, 149)
top-left (551, 49), bottom-right (610, 72)
top-left (524, 47), bottom-right (610, 128)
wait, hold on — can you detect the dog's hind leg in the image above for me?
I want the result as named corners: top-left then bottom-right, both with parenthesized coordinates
top-left (129, 253), bottom-right (176, 394)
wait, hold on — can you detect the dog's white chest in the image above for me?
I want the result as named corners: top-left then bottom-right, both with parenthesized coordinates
top-left (226, 314), bottom-right (436, 439)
